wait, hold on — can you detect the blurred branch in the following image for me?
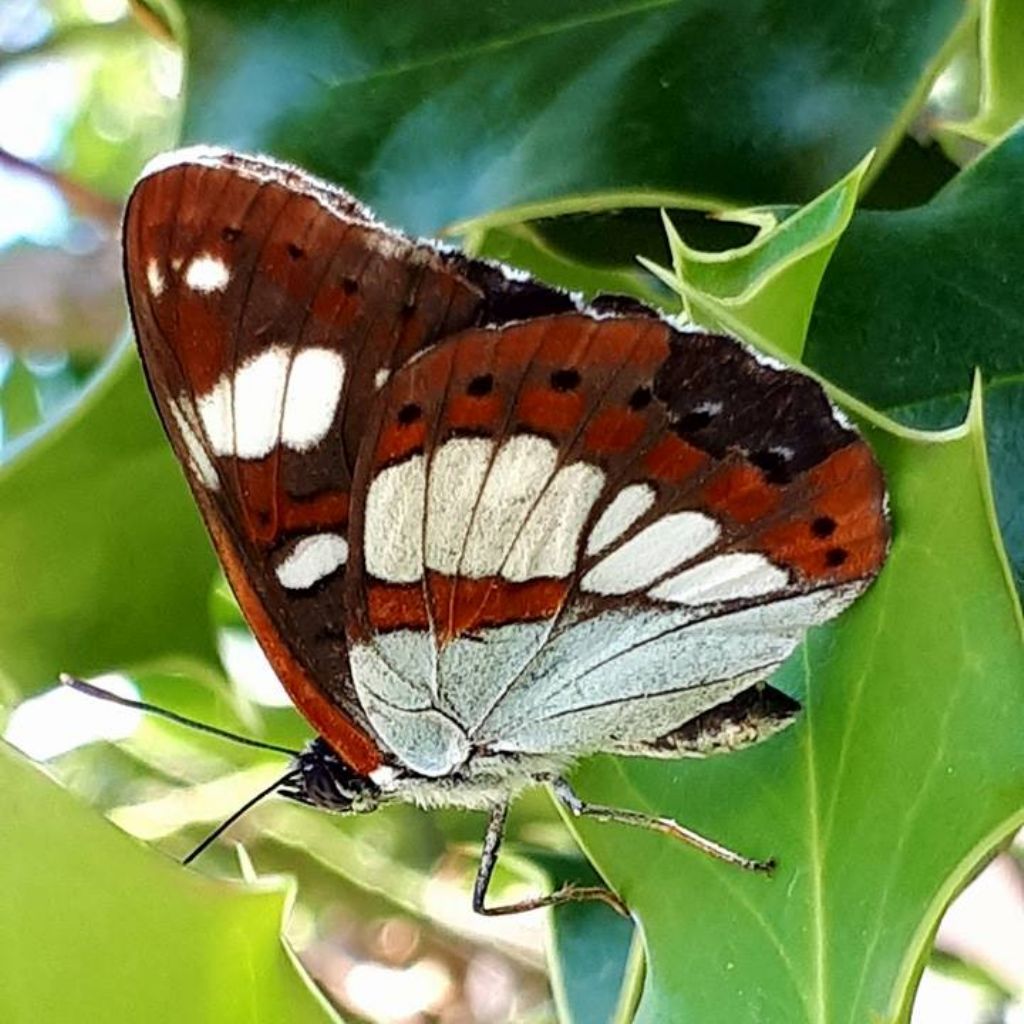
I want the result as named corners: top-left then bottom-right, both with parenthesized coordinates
top-left (0, 240), bottom-right (122, 355)
top-left (128, 0), bottom-right (178, 47)
top-left (0, 145), bottom-right (120, 224)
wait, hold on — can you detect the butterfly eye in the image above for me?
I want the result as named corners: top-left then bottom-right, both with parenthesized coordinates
top-left (811, 516), bottom-right (837, 538)
top-left (287, 242), bottom-right (305, 260)
top-left (341, 276), bottom-right (359, 295)
top-left (550, 368), bottom-right (581, 391)
top-left (467, 374), bottom-right (494, 397)
top-left (221, 225), bottom-right (242, 242)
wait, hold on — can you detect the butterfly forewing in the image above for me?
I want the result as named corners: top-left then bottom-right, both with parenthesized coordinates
top-left (342, 314), bottom-right (888, 776)
top-left (123, 149), bottom-right (569, 770)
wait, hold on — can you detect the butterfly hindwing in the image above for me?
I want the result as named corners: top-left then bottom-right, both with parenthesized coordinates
top-left (342, 314), bottom-right (888, 776)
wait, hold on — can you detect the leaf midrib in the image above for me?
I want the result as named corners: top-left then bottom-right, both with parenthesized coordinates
top-left (801, 646), bottom-right (829, 1024)
top-left (323, 0), bottom-right (681, 88)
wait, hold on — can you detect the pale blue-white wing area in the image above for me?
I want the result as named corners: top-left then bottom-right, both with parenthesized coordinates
top-left (342, 312), bottom-right (888, 777)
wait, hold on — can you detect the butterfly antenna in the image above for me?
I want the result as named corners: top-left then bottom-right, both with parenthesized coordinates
top-left (182, 766), bottom-right (301, 865)
top-left (59, 673), bottom-right (302, 757)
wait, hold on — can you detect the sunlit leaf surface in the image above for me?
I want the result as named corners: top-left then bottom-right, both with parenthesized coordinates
top-left (0, 741), bottom-right (340, 1024)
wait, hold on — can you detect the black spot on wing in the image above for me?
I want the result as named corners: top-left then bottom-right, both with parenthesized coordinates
top-left (467, 373), bottom-right (494, 396)
top-left (628, 385), bottom-right (652, 410)
top-left (550, 367), bottom-right (581, 391)
top-left (811, 515), bottom-right (837, 537)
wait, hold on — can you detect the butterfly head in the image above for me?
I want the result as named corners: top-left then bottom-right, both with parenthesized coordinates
top-left (284, 737), bottom-right (383, 814)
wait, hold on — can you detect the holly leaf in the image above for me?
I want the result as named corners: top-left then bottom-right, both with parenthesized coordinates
top-left (642, 152), bottom-right (870, 359)
top-left (0, 740), bottom-right (340, 1024)
top-left (178, 0), bottom-right (968, 234)
top-left (5, 4), bottom-right (1020, 1022)
top-left (465, 220), bottom-right (673, 309)
top-left (0, 349), bottom-right (218, 700)
top-left (806, 122), bottom-right (1024, 593)
top-left (937, 0), bottom-right (1024, 146)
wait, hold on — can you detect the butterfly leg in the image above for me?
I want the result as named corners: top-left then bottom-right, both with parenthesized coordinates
top-left (552, 777), bottom-right (774, 874)
top-left (472, 801), bottom-right (629, 917)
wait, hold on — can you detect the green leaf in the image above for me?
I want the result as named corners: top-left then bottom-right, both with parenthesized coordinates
top-left (1, 357), bottom-right (42, 444)
top-left (808, 126), bottom-right (1024, 411)
top-left (9, 6), bottom-right (1021, 1021)
top-left (547, 870), bottom-right (641, 1024)
top-left (0, 346), bottom-right (218, 700)
top-left (643, 152), bottom-right (870, 358)
top-left (515, 849), bottom-right (640, 1024)
top-left (0, 740), bottom-right (340, 1024)
top-left (567, 388), bottom-right (1024, 1023)
top-left (806, 123), bottom-right (1024, 593)
top-left (179, 0), bottom-right (969, 234)
top-left (937, 0), bottom-right (1024, 145)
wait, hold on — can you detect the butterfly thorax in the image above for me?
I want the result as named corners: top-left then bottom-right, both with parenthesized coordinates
top-left (372, 750), bottom-right (574, 811)
top-left (285, 737), bottom-right (569, 814)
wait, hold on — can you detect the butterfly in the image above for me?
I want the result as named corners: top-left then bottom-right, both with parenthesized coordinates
top-left (112, 145), bottom-right (889, 916)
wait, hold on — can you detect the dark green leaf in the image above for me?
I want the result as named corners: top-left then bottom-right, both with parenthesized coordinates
top-left (180, 0), bottom-right (968, 234)
top-left (539, 852), bottom-right (640, 1024)
top-left (469, 220), bottom-right (673, 307)
top-left (806, 123), bottom-right (1024, 592)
